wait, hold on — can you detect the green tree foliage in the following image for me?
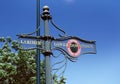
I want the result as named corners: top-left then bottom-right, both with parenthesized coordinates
top-left (0, 38), bottom-right (66, 84)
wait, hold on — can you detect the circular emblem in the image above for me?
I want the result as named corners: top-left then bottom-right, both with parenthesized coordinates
top-left (67, 39), bottom-right (81, 57)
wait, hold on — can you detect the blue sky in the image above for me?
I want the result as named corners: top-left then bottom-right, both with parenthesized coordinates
top-left (0, 0), bottom-right (120, 84)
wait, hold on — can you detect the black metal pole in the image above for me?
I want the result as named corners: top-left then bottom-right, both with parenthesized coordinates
top-left (44, 19), bottom-right (51, 84)
top-left (41, 6), bottom-right (52, 84)
top-left (36, 0), bottom-right (40, 84)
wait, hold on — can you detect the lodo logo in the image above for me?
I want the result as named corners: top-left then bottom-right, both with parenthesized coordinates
top-left (67, 39), bottom-right (81, 57)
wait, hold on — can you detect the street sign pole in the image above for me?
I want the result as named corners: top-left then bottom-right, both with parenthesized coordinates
top-left (41, 6), bottom-right (52, 84)
top-left (16, 5), bottom-right (96, 84)
top-left (36, 0), bottom-right (40, 84)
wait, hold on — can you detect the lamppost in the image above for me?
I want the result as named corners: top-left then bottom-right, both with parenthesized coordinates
top-left (36, 0), bottom-right (41, 84)
top-left (17, 5), bottom-right (96, 84)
